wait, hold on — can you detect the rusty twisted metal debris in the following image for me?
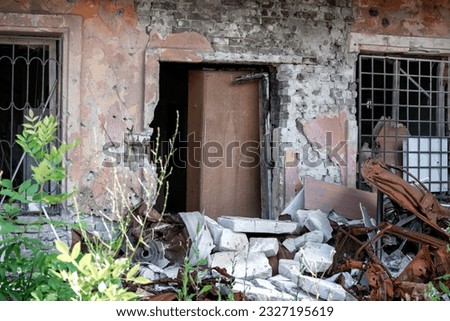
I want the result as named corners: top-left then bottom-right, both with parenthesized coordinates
top-left (361, 159), bottom-right (450, 239)
top-left (333, 159), bottom-right (450, 300)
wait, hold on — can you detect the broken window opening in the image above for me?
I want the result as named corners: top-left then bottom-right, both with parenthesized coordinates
top-left (151, 62), bottom-right (272, 218)
top-left (0, 35), bottom-right (63, 208)
top-left (357, 55), bottom-right (450, 198)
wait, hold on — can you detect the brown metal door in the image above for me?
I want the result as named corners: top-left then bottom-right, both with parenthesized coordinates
top-left (186, 70), bottom-right (261, 218)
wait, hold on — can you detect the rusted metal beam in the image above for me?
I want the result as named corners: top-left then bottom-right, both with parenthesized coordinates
top-left (361, 159), bottom-right (450, 240)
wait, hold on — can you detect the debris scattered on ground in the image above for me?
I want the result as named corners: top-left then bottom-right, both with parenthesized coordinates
top-left (71, 160), bottom-right (449, 301)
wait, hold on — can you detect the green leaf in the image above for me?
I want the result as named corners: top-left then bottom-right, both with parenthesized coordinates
top-left (0, 220), bottom-right (23, 234)
top-left (18, 179), bottom-right (32, 193)
top-left (0, 189), bottom-right (14, 197)
top-left (56, 253), bottom-right (73, 263)
top-left (126, 264), bottom-right (140, 280)
top-left (55, 240), bottom-right (70, 255)
top-left (0, 179), bottom-right (13, 189)
top-left (26, 183), bottom-right (39, 196)
top-left (133, 276), bottom-right (151, 285)
top-left (78, 253), bottom-right (92, 270)
top-left (71, 242), bottom-right (81, 260)
top-left (198, 284), bottom-right (213, 296)
top-left (11, 193), bottom-right (28, 203)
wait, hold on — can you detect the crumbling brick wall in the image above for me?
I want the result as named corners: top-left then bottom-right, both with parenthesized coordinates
top-left (136, 0), bottom-right (358, 212)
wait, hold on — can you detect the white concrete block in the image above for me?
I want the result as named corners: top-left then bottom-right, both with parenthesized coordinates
top-left (249, 237), bottom-right (279, 257)
top-left (179, 212), bottom-right (214, 265)
top-left (209, 251), bottom-right (272, 280)
top-left (139, 263), bottom-right (166, 280)
top-left (163, 266), bottom-right (180, 279)
top-left (204, 216), bottom-right (224, 248)
top-left (278, 259), bottom-right (303, 282)
top-left (291, 209), bottom-right (309, 227)
top-left (268, 274), bottom-right (298, 293)
top-left (282, 238), bottom-right (297, 253)
top-left (303, 209), bottom-right (333, 241)
top-left (218, 228), bottom-right (249, 252)
top-left (217, 216), bottom-right (300, 234)
top-left (295, 242), bottom-right (336, 274)
top-left (289, 288), bottom-right (319, 301)
top-left (297, 274), bottom-right (356, 301)
top-left (233, 280), bottom-right (295, 301)
top-left (294, 230), bottom-right (325, 248)
top-left (252, 278), bottom-right (278, 291)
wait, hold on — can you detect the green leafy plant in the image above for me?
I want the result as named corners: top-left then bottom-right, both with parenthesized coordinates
top-left (52, 240), bottom-right (149, 301)
top-left (176, 256), bottom-right (213, 301)
top-left (0, 111), bottom-right (78, 300)
top-left (426, 225), bottom-right (450, 301)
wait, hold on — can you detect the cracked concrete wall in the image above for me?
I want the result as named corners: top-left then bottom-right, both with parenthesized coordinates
top-left (1, 0), bottom-right (449, 228)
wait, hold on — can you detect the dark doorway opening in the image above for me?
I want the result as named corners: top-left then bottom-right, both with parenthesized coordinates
top-left (151, 63), bottom-right (189, 214)
top-left (152, 62), bottom-right (271, 216)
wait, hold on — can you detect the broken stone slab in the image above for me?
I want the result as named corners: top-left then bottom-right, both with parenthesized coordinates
top-left (204, 216), bottom-right (224, 249)
top-left (268, 274), bottom-right (299, 293)
top-left (139, 263), bottom-right (167, 280)
top-left (278, 259), bottom-right (304, 282)
top-left (179, 212), bottom-right (214, 265)
top-left (281, 187), bottom-right (305, 217)
top-left (217, 216), bottom-right (300, 234)
top-left (209, 251), bottom-right (272, 280)
top-left (266, 275), bottom-right (315, 301)
top-left (295, 209), bottom-right (333, 241)
top-left (163, 266), bottom-right (180, 279)
top-left (249, 237), bottom-right (279, 257)
top-left (294, 230), bottom-right (325, 249)
top-left (282, 238), bottom-right (297, 253)
top-left (218, 228), bottom-right (249, 253)
top-left (289, 287), bottom-right (319, 301)
top-left (252, 278), bottom-right (278, 291)
top-left (297, 274), bottom-right (357, 301)
top-left (327, 210), bottom-right (363, 226)
top-left (278, 260), bottom-right (355, 301)
top-left (326, 272), bottom-right (355, 288)
top-left (233, 279), bottom-right (295, 301)
top-left (294, 241), bottom-right (336, 274)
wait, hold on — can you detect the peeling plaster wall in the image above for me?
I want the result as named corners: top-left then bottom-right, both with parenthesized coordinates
top-left (350, 0), bottom-right (450, 37)
top-left (0, 0), bottom-right (151, 233)
top-left (68, 1), bottom-right (151, 217)
top-left (1, 0), bottom-right (449, 228)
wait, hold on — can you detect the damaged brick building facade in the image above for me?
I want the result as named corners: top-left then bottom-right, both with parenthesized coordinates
top-left (0, 0), bottom-right (449, 243)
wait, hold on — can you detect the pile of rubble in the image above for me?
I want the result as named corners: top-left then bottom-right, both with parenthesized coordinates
top-left (133, 209), bottom-right (357, 301)
top-left (86, 159), bottom-right (450, 301)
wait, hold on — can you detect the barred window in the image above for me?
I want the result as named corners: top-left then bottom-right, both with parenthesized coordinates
top-left (357, 55), bottom-right (449, 195)
top-left (0, 35), bottom-right (62, 197)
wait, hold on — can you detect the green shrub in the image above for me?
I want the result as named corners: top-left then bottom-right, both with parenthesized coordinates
top-left (0, 111), bottom-right (78, 300)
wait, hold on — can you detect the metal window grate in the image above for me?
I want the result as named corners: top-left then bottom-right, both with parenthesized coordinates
top-left (0, 35), bottom-right (62, 194)
top-left (357, 55), bottom-right (450, 195)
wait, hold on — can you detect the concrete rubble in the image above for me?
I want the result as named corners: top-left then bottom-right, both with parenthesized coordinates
top-left (217, 216), bottom-right (300, 234)
top-left (135, 210), bottom-right (360, 301)
top-left (294, 242), bottom-right (336, 274)
top-left (119, 162), bottom-right (449, 301)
